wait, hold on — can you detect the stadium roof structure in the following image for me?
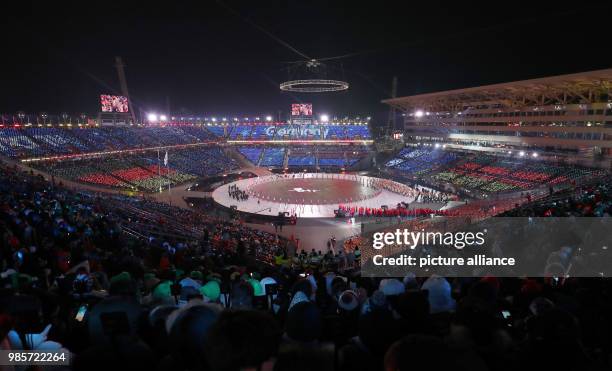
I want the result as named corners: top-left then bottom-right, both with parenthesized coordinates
top-left (383, 68), bottom-right (612, 112)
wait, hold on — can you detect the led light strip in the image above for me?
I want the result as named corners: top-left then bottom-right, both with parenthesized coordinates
top-left (227, 139), bottom-right (373, 144)
top-left (20, 141), bottom-right (221, 163)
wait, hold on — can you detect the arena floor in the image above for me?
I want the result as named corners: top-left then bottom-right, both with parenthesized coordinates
top-left (248, 177), bottom-right (379, 204)
top-left (212, 173), bottom-right (416, 218)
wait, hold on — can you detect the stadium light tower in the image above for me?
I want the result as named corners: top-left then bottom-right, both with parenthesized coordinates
top-left (159, 115), bottom-right (167, 122)
top-left (265, 115), bottom-right (272, 122)
top-left (320, 114), bottom-right (329, 123)
top-left (147, 113), bottom-right (158, 123)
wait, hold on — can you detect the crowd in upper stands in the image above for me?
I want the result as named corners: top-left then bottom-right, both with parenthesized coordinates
top-left (0, 125), bottom-right (372, 193)
top-left (385, 146), bottom-right (607, 196)
top-left (34, 147), bottom-right (237, 192)
top-left (0, 126), bottom-right (218, 158)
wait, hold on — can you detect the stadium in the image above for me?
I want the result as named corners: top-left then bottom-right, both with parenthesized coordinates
top-left (1, 2), bottom-right (611, 370)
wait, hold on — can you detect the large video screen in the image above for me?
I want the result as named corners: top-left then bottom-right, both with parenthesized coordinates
top-left (291, 103), bottom-right (313, 116)
top-left (100, 95), bottom-right (129, 113)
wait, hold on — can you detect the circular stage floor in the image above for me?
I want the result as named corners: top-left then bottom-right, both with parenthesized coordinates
top-left (212, 173), bottom-right (416, 218)
top-left (248, 177), bottom-right (379, 204)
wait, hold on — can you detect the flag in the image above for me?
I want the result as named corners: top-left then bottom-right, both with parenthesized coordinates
top-left (163, 151), bottom-right (168, 166)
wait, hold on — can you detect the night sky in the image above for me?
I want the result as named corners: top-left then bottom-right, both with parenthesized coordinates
top-left (2, 0), bottom-right (610, 123)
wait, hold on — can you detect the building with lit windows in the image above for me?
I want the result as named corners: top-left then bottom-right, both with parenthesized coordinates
top-left (383, 69), bottom-right (612, 164)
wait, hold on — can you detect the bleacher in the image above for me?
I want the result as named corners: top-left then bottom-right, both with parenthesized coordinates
top-left (238, 146), bottom-right (263, 165)
top-left (0, 125), bottom-right (225, 159)
top-left (26, 127), bottom-right (89, 154)
top-left (260, 147), bottom-right (285, 166)
top-left (386, 148), bottom-right (458, 177)
top-left (176, 125), bottom-right (216, 141)
top-left (249, 125), bottom-right (273, 139)
top-left (345, 125), bottom-right (371, 139)
top-left (228, 125), bottom-right (252, 139)
top-left (325, 125), bottom-right (346, 139)
top-left (0, 128), bottom-right (45, 157)
top-left (36, 146), bottom-right (235, 191)
top-left (204, 126), bottom-right (226, 138)
top-left (287, 147), bottom-right (315, 167)
top-left (386, 147), bottom-right (608, 195)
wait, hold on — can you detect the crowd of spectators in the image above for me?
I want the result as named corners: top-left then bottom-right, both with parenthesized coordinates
top-left (386, 147), bottom-right (607, 197)
top-left (500, 179), bottom-right (611, 217)
top-left (1, 158), bottom-right (612, 371)
top-left (260, 148), bottom-right (286, 167)
top-left (34, 147), bottom-right (236, 192)
top-left (0, 126), bottom-right (220, 159)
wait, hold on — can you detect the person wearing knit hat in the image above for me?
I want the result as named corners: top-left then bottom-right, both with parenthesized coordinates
top-left (110, 271), bottom-right (131, 286)
top-left (190, 271), bottom-right (203, 281)
top-left (338, 290), bottom-right (359, 312)
top-left (289, 291), bottom-right (309, 311)
top-left (247, 278), bottom-right (265, 297)
top-left (230, 271), bottom-right (241, 281)
top-left (153, 281), bottom-right (172, 301)
top-left (285, 301), bottom-right (322, 343)
top-left (180, 286), bottom-right (201, 303)
top-left (108, 271), bottom-right (137, 296)
top-left (200, 281), bottom-right (221, 302)
top-left (260, 277), bottom-right (277, 296)
top-left (144, 276), bottom-right (161, 293)
top-left (370, 290), bottom-right (387, 308)
top-left (421, 275), bottom-right (456, 314)
top-left (402, 273), bottom-right (418, 290)
top-left (179, 277), bottom-right (202, 291)
top-left (361, 290), bottom-right (388, 314)
top-left (379, 279), bottom-right (405, 297)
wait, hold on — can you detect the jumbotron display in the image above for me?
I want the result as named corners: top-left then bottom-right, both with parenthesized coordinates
top-left (100, 95), bottom-right (129, 113)
top-left (291, 103), bottom-right (313, 116)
